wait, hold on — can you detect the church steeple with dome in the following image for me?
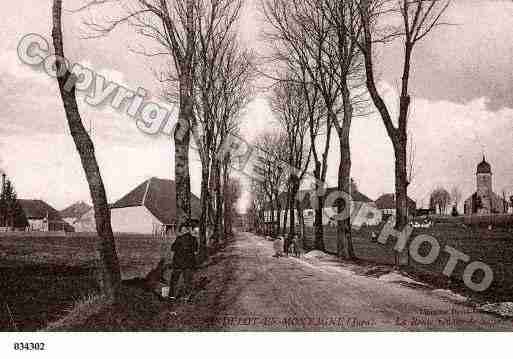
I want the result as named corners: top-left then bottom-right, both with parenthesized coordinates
top-left (464, 155), bottom-right (507, 215)
top-left (476, 155), bottom-right (492, 213)
top-left (476, 155), bottom-right (491, 175)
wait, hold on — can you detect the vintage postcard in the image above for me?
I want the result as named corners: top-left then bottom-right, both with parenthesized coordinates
top-left (1, 0), bottom-right (513, 352)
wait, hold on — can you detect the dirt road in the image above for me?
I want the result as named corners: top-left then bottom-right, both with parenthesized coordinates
top-left (162, 232), bottom-right (513, 331)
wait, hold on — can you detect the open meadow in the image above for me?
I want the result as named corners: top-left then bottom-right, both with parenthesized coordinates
top-left (0, 233), bottom-right (173, 330)
top-left (302, 224), bottom-right (513, 302)
top-left (3, 225), bottom-right (513, 331)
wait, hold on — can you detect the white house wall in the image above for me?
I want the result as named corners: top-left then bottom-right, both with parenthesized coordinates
top-left (28, 219), bottom-right (47, 231)
top-left (63, 217), bottom-right (75, 226)
top-left (110, 206), bottom-right (163, 234)
top-left (74, 209), bottom-right (96, 232)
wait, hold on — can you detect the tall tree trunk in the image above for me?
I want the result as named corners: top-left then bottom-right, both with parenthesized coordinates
top-left (274, 195), bottom-right (281, 236)
top-left (313, 163), bottom-right (325, 252)
top-left (259, 209), bottom-right (264, 234)
top-left (287, 176), bottom-right (300, 252)
top-left (174, 0), bottom-right (195, 238)
top-left (395, 42), bottom-right (412, 230)
top-left (336, 105), bottom-right (354, 260)
top-left (199, 164), bottom-right (210, 262)
top-left (269, 200), bottom-right (275, 236)
top-left (337, 136), bottom-right (354, 260)
top-left (360, 18), bottom-right (411, 233)
top-left (283, 200), bottom-right (288, 236)
top-left (175, 76), bottom-right (192, 229)
top-left (52, 0), bottom-right (120, 300)
top-left (296, 200), bottom-right (305, 244)
top-left (212, 160), bottom-right (222, 242)
top-left (287, 191), bottom-right (294, 253)
top-left (312, 115), bottom-right (331, 252)
top-left (223, 160), bottom-right (230, 240)
top-left (391, 144), bottom-right (408, 231)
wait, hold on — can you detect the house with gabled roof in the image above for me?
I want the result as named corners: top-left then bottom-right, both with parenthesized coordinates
top-left (60, 201), bottom-right (92, 229)
top-left (263, 186), bottom-right (382, 230)
top-left (18, 199), bottom-right (74, 232)
top-left (375, 193), bottom-right (417, 218)
top-left (109, 177), bottom-right (201, 235)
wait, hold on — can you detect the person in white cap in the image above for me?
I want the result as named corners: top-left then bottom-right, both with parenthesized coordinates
top-left (273, 236), bottom-right (284, 257)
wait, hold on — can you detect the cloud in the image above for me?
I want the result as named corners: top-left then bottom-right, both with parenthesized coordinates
top-left (378, 0), bottom-right (513, 111)
top-left (0, 52), bottom-right (184, 209)
top-left (0, 50), bottom-right (175, 147)
top-left (2, 0), bottom-right (513, 213)
top-left (330, 87), bottom-right (513, 209)
top-left (4, 132), bottom-right (202, 210)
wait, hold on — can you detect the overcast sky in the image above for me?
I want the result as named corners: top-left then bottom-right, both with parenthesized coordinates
top-left (1, 0), bottom-right (513, 211)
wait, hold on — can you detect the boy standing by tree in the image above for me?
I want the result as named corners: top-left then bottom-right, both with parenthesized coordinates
top-left (168, 221), bottom-right (198, 301)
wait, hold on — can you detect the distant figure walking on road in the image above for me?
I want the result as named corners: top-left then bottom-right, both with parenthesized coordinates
top-left (290, 234), bottom-right (300, 257)
top-left (273, 236), bottom-right (284, 257)
top-left (168, 221), bottom-right (198, 301)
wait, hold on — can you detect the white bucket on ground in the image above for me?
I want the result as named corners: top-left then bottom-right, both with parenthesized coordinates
top-left (161, 286), bottom-right (170, 298)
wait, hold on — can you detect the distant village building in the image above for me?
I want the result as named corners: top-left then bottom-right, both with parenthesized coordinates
top-left (109, 177), bottom-right (201, 235)
top-left (73, 207), bottom-right (97, 233)
top-left (264, 187), bottom-right (382, 230)
top-left (415, 208), bottom-right (436, 217)
top-left (60, 201), bottom-right (92, 230)
top-left (464, 156), bottom-right (508, 215)
top-left (375, 193), bottom-right (417, 218)
top-left (18, 199), bottom-right (74, 232)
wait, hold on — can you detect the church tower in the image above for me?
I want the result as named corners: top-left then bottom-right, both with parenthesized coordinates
top-left (476, 156), bottom-right (492, 214)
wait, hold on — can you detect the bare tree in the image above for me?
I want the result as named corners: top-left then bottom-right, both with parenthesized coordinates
top-left (253, 132), bottom-right (288, 236)
top-left (322, 0), bottom-right (368, 259)
top-left (0, 174), bottom-right (27, 230)
top-left (430, 187), bottom-right (451, 215)
top-left (52, 0), bottom-right (121, 300)
top-left (303, 78), bottom-right (330, 251)
top-left (191, 0), bottom-right (248, 259)
top-left (450, 185), bottom-right (462, 210)
top-left (81, 0), bottom-right (252, 257)
top-left (223, 177), bottom-right (242, 236)
top-left (261, 0), bottom-right (334, 250)
top-left (81, 0), bottom-right (199, 244)
top-left (501, 189), bottom-right (509, 214)
top-left (407, 131), bottom-right (416, 186)
top-left (262, 0), bottom-right (367, 259)
top-left (290, 61), bottom-right (331, 251)
top-left (269, 78), bottom-right (312, 251)
top-left (209, 40), bottom-right (254, 244)
top-left (354, 0), bottom-right (451, 229)
top-left (248, 180), bottom-right (268, 234)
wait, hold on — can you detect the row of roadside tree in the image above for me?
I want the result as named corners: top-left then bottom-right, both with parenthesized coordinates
top-left (247, 0), bottom-right (451, 260)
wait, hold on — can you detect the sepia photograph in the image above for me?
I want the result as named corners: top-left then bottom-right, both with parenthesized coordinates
top-left (1, 0), bottom-right (513, 355)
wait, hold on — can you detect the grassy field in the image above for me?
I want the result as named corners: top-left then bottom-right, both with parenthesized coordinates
top-left (0, 233), bottom-right (174, 331)
top-left (3, 226), bottom-right (513, 330)
top-left (301, 224), bottom-right (513, 301)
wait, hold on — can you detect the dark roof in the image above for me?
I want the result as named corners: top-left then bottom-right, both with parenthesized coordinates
top-left (60, 201), bottom-right (92, 219)
top-left (111, 177), bottom-right (201, 224)
top-left (18, 199), bottom-right (63, 220)
top-left (375, 193), bottom-right (417, 211)
top-left (265, 187), bottom-right (374, 210)
top-left (477, 156), bottom-right (491, 174)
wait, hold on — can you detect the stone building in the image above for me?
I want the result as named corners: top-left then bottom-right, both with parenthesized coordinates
top-left (464, 156), bottom-right (508, 215)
